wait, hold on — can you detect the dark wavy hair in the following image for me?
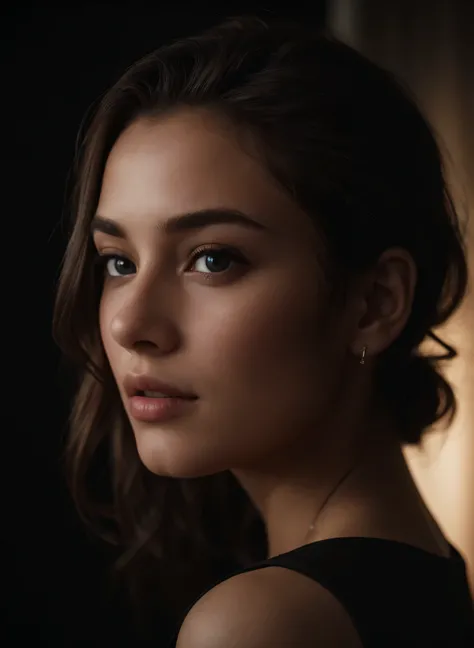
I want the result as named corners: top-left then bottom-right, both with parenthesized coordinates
top-left (52, 15), bottom-right (468, 618)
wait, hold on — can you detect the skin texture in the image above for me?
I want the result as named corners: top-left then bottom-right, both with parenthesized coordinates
top-left (176, 566), bottom-right (365, 648)
top-left (94, 107), bottom-right (448, 566)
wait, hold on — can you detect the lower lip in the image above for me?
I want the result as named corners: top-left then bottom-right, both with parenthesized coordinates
top-left (128, 395), bottom-right (197, 422)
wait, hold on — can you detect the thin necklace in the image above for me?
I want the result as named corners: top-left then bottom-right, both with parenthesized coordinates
top-left (302, 461), bottom-right (358, 545)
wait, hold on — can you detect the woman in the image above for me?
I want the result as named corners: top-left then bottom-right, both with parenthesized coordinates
top-left (53, 14), bottom-right (474, 647)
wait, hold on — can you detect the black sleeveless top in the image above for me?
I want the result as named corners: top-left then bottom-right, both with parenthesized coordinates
top-left (174, 537), bottom-right (474, 647)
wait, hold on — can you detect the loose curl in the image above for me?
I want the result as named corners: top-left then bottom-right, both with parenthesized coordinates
top-left (52, 15), bottom-right (468, 619)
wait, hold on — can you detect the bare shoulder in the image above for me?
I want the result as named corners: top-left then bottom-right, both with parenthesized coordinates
top-left (176, 566), bottom-right (363, 648)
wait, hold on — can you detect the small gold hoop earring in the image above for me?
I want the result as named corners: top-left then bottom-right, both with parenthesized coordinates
top-left (360, 345), bottom-right (367, 365)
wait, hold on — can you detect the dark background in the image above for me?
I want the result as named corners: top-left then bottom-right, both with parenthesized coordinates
top-left (3, 5), bottom-right (327, 647)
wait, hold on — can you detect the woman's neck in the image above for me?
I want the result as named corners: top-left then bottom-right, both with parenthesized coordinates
top-left (232, 412), bottom-right (400, 558)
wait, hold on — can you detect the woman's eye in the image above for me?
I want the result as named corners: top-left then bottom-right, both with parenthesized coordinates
top-left (99, 255), bottom-right (136, 278)
top-left (188, 246), bottom-right (246, 275)
top-left (95, 246), bottom-right (246, 279)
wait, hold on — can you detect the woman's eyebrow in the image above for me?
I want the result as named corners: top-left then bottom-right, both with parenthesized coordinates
top-left (90, 208), bottom-right (268, 239)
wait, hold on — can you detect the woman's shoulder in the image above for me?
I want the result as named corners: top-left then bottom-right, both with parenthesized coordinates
top-left (176, 565), bottom-right (363, 648)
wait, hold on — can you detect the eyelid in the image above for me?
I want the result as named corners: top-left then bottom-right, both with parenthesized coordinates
top-left (185, 243), bottom-right (248, 272)
top-left (93, 252), bottom-right (135, 279)
top-left (94, 243), bottom-right (249, 279)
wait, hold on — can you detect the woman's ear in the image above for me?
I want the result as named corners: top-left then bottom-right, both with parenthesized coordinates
top-left (350, 248), bottom-right (418, 360)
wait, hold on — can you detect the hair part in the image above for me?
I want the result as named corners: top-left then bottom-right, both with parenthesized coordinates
top-left (52, 14), bottom-right (468, 620)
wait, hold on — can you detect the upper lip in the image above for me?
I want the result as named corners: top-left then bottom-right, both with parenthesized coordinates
top-left (124, 374), bottom-right (198, 399)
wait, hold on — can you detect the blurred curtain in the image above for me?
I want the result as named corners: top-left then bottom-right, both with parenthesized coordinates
top-left (328, 0), bottom-right (474, 590)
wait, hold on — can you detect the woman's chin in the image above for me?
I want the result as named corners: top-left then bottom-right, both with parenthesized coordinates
top-left (135, 437), bottom-right (227, 479)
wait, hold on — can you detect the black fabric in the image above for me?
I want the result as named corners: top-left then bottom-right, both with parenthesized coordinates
top-left (175, 537), bottom-right (474, 647)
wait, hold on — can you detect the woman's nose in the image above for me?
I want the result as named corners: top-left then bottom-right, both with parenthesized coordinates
top-left (107, 280), bottom-right (181, 354)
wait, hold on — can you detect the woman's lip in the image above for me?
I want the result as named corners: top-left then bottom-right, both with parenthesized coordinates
top-left (128, 395), bottom-right (197, 423)
top-left (124, 374), bottom-right (197, 399)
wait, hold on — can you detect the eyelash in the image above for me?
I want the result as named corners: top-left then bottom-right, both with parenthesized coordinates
top-left (94, 244), bottom-right (248, 280)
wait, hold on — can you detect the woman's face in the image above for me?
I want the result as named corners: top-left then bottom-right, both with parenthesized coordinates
top-left (94, 109), bottom-right (358, 478)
